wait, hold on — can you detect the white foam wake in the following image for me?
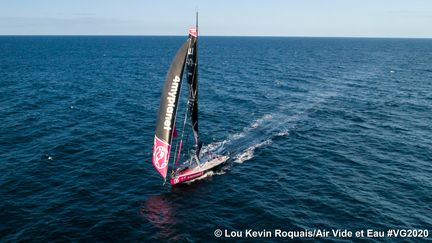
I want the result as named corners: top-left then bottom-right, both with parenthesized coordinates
top-left (191, 80), bottom-right (339, 182)
top-left (229, 113), bottom-right (274, 140)
top-left (200, 113), bottom-right (284, 166)
top-left (233, 139), bottom-right (272, 164)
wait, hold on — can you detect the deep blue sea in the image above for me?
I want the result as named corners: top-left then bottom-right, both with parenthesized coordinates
top-left (1, 36), bottom-right (432, 242)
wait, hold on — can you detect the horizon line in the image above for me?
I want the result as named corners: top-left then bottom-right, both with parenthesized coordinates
top-left (0, 34), bottom-right (431, 39)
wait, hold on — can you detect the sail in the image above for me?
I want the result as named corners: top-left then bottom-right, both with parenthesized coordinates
top-left (153, 40), bottom-right (190, 179)
top-left (186, 27), bottom-right (202, 156)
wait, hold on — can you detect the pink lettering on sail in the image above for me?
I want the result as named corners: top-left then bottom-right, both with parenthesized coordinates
top-left (152, 136), bottom-right (171, 179)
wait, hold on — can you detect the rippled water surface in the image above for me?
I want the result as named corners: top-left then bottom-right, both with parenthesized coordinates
top-left (1, 36), bottom-right (432, 241)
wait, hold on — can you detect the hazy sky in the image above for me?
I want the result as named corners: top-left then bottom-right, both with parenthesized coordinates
top-left (0, 0), bottom-right (431, 37)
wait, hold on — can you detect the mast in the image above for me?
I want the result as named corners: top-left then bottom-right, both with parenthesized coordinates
top-left (186, 12), bottom-right (201, 158)
top-left (196, 11), bottom-right (198, 35)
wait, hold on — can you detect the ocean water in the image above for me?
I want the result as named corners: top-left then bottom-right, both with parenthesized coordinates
top-left (1, 36), bottom-right (431, 241)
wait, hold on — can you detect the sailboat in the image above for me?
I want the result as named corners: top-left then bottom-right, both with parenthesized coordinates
top-left (152, 13), bottom-right (229, 186)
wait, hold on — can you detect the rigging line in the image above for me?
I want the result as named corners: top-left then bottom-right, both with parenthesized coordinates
top-left (173, 92), bottom-right (191, 169)
top-left (172, 39), bottom-right (194, 169)
top-left (185, 125), bottom-right (192, 166)
top-left (174, 95), bottom-right (191, 168)
top-left (189, 74), bottom-right (199, 147)
top-left (184, 113), bottom-right (191, 149)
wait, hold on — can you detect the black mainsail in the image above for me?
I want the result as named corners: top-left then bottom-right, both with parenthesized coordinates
top-left (152, 15), bottom-right (200, 180)
top-left (152, 13), bottom-right (230, 186)
top-left (152, 40), bottom-right (190, 179)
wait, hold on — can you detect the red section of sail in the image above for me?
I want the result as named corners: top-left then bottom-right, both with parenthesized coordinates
top-left (152, 136), bottom-right (171, 179)
top-left (173, 126), bottom-right (178, 138)
top-left (188, 27), bottom-right (197, 37)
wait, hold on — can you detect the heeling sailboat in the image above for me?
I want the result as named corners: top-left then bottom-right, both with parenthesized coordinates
top-left (152, 13), bottom-right (229, 186)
